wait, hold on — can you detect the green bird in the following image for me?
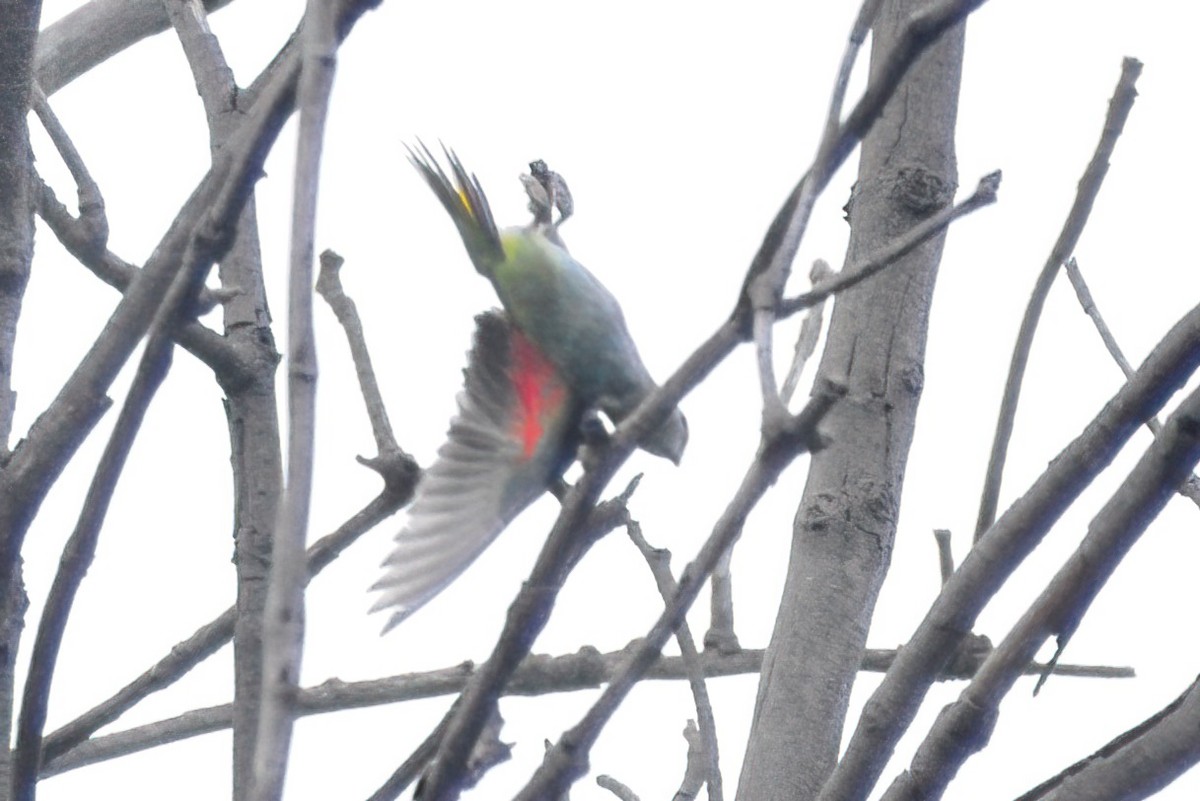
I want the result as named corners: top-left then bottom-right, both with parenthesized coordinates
top-left (371, 145), bottom-right (688, 631)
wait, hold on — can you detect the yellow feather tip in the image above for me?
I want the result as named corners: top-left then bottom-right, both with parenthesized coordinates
top-left (457, 188), bottom-right (475, 219)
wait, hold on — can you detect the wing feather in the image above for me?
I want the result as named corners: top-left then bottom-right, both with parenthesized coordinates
top-left (371, 311), bottom-right (580, 632)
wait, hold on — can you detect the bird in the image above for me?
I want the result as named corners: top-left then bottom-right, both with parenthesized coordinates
top-left (525, 158), bottom-right (574, 229)
top-left (370, 144), bottom-right (687, 632)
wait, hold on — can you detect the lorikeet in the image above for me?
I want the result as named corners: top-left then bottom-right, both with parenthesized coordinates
top-left (371, 146), bottom-right (688, 631)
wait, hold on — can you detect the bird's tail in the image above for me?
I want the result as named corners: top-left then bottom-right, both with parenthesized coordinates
top-left (406, 142), bottom-right (505, 278)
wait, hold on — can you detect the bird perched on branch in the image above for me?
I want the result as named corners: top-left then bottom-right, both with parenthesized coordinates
top-left (371, 145), bottom-right (687, 631)
top-left (520, 158), bottom-right (573, 231)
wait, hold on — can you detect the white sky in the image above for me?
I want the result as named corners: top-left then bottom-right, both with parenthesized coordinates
top-left (15, 1), bottom-right (1200, 799)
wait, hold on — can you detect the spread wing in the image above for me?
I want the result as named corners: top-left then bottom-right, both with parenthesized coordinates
top-left (371, 310), bottom-right (581, 632)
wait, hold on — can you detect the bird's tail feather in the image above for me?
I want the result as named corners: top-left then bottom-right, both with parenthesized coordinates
top-left (406, 142), bottom-right (504, 278)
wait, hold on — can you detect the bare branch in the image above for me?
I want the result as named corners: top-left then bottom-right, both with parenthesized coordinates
top-left (1064, 257), bottom-right (1200, 509)
top-left (626, 523), bottom-right (724, 801)
top-left (777, 171), bottom-right (1000, 319)
top-left (0, 0), bottom-right (47, 791)
top-left (881, 379), bottom-right (1200, 801)
top-left (1016, 675), bottom-right (1200, 801)
top-left (515, 384), bottom-right (842, 801)
top-left (162, 0), bottom-right (237, 137)
top-left (362, 715), bottom-right (447, 801)
top-left (974, 57), bottom-right (1144, 541)
top-left (33, 177), bottom-right (233, 326)
top-left (48, 645), bottom-right (759, 778)
top-left (0, 0), bottom-right (311, 617)
top-left (415, 475), bottom-right (643, 800)
top-left (34, 0), bottom-right (239, 96)
top-left (818, 298), bottom-right (1200, 801)
top-left (597, 774), bottom-right (640, 801)
top-left (41, 639), bottom-right (1130, 779)
top-left (29, 85), bottom-right (108, 253)
top-left (316, 250), bottom-right (402, 457)
top-left (933, 529), bottom-right (953, 584)
top-left (251, 3), bottom-right (341, 794)
top-left (0, 0), bottom-right (41, 458)
top-left (13, 163), bottom-right (221, 801)
top-left (673, 720), bottom-right (707, 801)
top-left (780, 260), bottom-right (834, 405)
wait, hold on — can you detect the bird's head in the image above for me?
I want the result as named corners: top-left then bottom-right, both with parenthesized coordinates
top-left (641, 407), bottom-right (688, 465)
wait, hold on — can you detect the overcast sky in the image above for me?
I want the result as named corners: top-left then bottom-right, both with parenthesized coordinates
top-left (16, 1), bottom-right (1200, 799)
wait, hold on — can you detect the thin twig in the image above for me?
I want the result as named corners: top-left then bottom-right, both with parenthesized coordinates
top-left (780, 260), bottom-right (834, 405)
top-left (1065, 257), bottom-right (1200, 509)
top-left (748, 0), bottom-right (882, 427)
top-left (626, 522), bottom-right (724, 801)
top-left (40, 641), bottom-right (1130, 779)
top-left (33, 176), bottom-right (233, 326)
top-left (29, 84), bottom-right (108, 253)
top-left (881, 381), bottom-right (1200, 801)
top-left (933, 529), bottom-right (954, 584)
top-left (597, 774), bottom-right (641, 801)
top-left (778, 171), bottom-right (1000, 318)
top-left (974, 57), bottom-right (1144, 541)
top-left (673, 720), bottom-right (707, 801)
top-left (316, 250), bottom-right (401, 457)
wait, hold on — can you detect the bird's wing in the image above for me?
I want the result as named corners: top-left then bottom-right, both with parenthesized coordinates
top-left (371, 311), bottom-right (580, 632)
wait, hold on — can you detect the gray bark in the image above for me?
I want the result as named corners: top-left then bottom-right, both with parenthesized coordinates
top-left (736, 3), bottom-right (965, 799)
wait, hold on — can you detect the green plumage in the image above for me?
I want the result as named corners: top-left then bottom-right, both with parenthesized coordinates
top-left (372, 145), bottom-right (687, 630)
top-left (407, 143), bottom-right (687, 461)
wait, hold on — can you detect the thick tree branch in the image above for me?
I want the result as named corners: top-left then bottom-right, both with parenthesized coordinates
top-left (0, 0), bottom-right (41, 455)
top-left (882, 380), bottom-right (1200, 801)
top-left (159, 1), bottom-right (282, 794)
top-left (34, 0), bottom-right (240, 96)
top-left (0, 0), bottom-right (45, 793)
top-left (818, 298), bottom-right (1200, 801)
top-left (1016, 675), bottom-right (1200, 801)
top-left (740, 1), bottom-right (967, 798)
top-left (249, 2), bottom-right (339, 795)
